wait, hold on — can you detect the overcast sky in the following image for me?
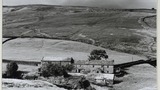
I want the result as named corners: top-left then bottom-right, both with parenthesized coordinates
top-left (3, 0), bottom-right (157, 9)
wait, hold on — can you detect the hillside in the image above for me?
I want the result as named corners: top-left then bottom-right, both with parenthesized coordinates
top-left (3, 38), bottom-right (147, 64)
top-left (3, 5), bottom-right (156, 57)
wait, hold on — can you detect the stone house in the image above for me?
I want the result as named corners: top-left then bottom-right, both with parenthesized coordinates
top-left (73, 59), bottom-right (114, 74)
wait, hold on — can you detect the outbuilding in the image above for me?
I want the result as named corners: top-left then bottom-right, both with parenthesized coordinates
top-left (41, 56), bottom-right (74, 66)
top-left (94, 74), bottom-right (114, 86)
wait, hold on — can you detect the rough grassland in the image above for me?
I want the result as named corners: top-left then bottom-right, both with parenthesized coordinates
top-left (114, 64), bottom-right (156, 90)
top-left (3, 5), bottom-right (156, 56)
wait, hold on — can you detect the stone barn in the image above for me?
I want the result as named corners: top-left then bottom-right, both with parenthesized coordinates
top-left (41, 57), bottom-right (74, 66)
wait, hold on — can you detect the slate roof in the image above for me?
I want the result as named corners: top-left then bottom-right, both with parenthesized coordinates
top-left (41, 57), bottom-right (73, 62)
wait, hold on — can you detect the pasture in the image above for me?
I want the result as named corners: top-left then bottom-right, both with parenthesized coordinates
top-left (3, 38), bottom-right (147, 65)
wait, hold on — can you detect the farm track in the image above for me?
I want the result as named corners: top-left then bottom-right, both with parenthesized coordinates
top-left (20, 30), bottom-right (32, 37)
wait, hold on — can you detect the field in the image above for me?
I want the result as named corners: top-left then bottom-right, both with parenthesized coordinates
top-left (3, 5), bottom-right (156, 57)
top-left (3, 38), bottom-right (147, 64)
top-left (114, 64), bottom-right (156, 90)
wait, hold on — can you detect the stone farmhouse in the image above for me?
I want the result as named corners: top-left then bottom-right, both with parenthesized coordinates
top-left (73, 59), bottom-right (114, 74)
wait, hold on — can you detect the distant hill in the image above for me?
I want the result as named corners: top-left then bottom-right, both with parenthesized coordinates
top-left (3, 5), bottom-right (156, 57)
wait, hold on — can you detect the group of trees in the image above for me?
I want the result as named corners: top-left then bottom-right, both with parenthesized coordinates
top-left (40, 63), bottom-right (74, 77)
top-left (88, 49), bottom-right (108, 61)
top-left (3, 61), bottom-right (75, 79)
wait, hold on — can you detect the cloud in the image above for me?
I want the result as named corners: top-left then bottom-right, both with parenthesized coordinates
top-left (62, 0), bottom-right (157, 9)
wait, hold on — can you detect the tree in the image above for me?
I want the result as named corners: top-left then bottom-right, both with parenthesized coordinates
top-left (71, 58), bottom-right (74, 64)
top-left (6, 62), bottom-right (18, 78)
top-left (88, 49), bottom-right (108, 60)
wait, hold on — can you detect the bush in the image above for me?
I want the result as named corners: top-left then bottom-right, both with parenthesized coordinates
top-left (6, 62), bottom-right (18, 78)
top-left (79, 77), bottom-right (91, 89)
top-left (64, 64), bottom-right (75, 72)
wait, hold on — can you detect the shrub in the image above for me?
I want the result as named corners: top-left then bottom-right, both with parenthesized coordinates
top-left (79, 77), bottom-right (91, 89)
top-left (6, 62), bottom-right (18, 78)
top-left (62, 70), bottom-right (71, 78)
top-left (64, 64), bottom-right (75, 72)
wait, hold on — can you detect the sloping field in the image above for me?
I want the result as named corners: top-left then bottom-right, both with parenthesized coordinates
top-left (3, 5), bottom-right (156, 56)
top-left (3, 38), bottom-right (147, 64)
top-left (114, 64), bottom-right (157, 90)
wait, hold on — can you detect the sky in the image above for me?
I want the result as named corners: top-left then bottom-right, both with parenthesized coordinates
top-left (3, 0), bottom-right (157, 9)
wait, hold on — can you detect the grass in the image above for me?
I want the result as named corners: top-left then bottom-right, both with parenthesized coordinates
top-left (114, 64), bottom-right (156, 90)
top-left (144, 16), bottom-right (156, 28)
top-left (3, 5), bottom-right (156, 55)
